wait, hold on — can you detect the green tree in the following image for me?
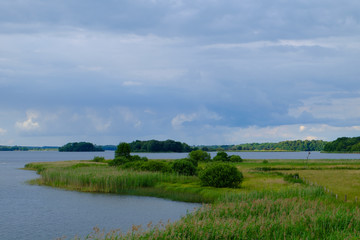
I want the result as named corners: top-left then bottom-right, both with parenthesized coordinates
top-left (115, 142), bottom-right (131, 159)
top-left (188, 150), bottom-right (211, 165)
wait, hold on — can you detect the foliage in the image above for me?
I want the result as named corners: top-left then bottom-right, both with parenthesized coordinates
top-left (283, 173), bottom-right (304, 184)
top-left (172, 159), bottom-right (197, 176)
top-left (212, 151), bottom-right (229, 161)
top-left (229, 155), bottom-right (243, 162)
top-left (129, 139), bottom-right (193, 152)
top-left (202, 140), bottom-right (327, 151)
top-left (0, 145), bottom-right (29, 151)
top-left (323, 136), bottom-right (360, 152)
top-left (140, 160), bottom-right (173, 173)
top-left (109, 156), bottom-right (130, 166)
top-left (110, 187), bottom-right (360, 240)
top-left (58, 142), bottom-right (104, 152)
top-left (199, 162), bottom-right (243, 188)
top-left (115, 142), bottom-right (131, 158)
top-left (92, 156), bottom-right (105, 162)
top-left (188, 150), bottom-right (211, 165)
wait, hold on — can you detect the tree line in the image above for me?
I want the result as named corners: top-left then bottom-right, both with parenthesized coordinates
top-left (58, 142), bottom-right (104, 152)
top-left (323, 137), bottom-right (360, 153)
top-left (129, 139), bottom-right (193, 152)
top-left (201, 140), bottom-right (327, 152)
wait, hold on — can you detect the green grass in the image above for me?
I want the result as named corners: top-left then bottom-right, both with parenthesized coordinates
top-left (81, 187), bottom-right (360, 240)
top-left (25, 158), bottom-right (360, 239)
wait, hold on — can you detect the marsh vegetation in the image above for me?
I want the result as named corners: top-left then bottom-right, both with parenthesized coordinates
top-left (25, 148), bottom-right (360, 239)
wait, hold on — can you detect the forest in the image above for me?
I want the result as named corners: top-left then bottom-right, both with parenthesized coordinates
top-left (201, 140), bottom-right (327, 152)
top-left (129, 139), bottom-right (193, 152)
top-left (58, 142), bottom-right (104, 152)
top-left (323, 136), bottom-right (360, 152)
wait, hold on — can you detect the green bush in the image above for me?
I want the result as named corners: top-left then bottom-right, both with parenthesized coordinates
top-left (213, 151), bottom-right (229, 162)
top-left (140, 160), bottom-right (172, 173)
top-left (93, 156), bottom-right (105, 162)
top-left (229, 155), bottom-right (243, 162)
top-left (109, 156), bottom-right (130, 166)
top-left (188, 150), bottom-right (211, 165)
top-left (172, 159), bottom-right (197, 176)
top-left (121, 161), bottom-right (145, 170)
top-left (199, 162), bottom-right (243, 188)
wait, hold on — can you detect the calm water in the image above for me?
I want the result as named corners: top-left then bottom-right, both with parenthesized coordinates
top-left (1, 151), bottom-right (360, 240)
top-left (0, 151), bottom-right (199, 240)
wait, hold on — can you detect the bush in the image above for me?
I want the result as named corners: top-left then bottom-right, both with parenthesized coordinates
top-left (140, 160), bottom-right (172, 173)
top-left (109, 156), bottom-right (130, 166)
top-left (284, 173), bottom-right (304, 184)
top-left (172, 159), bottom-right (197, 176)
top-left (121, 161), bottom-right (145, 170)
top-left (213, 151), bottom-right (229, 162)
top-left (199, 162), bottom-right (243, 188)
top-left (188, 150), bottom-right (211, 165)
top-left (229, 155), bottom-right (243, 162)
top-left (93, 156), bottom-right (105, 162)
top-left (263, 160), bottom-right (269, 164)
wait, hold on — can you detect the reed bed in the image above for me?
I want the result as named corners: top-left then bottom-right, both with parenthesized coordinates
top-left (33, 165), bottom-right (197, 194)
top-left (85, 187), bottom-right (360, 240)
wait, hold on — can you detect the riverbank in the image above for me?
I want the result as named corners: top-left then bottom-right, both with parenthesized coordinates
top-left (25, 159), bottom-right (360, 239)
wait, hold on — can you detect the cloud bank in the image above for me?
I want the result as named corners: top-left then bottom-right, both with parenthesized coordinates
top-left (1, 0), bottom-right (360, 145)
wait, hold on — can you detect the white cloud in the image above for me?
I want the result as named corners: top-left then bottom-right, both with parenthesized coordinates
top-left (112, 107), bottom-right (142, 129)
top-left (171, 109), bottom-right (221, 129)
top-left (15, 111), bottom-right (40, 131)
top-left (299, 125), bottom-right (306, 132)
top-left (171, 113), bottom-right (198, 129)
top-left (0, 128), bottom-right (6, 135)
top-left (86, 110), bottom-right (112, 132)
top-left (203, 37), bottom-right (360, 50)
top-left (123, 81), bottom-right (142, 86)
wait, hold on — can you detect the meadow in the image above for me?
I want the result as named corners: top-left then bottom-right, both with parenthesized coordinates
top-left (25, 158), bottom-right (360, 239)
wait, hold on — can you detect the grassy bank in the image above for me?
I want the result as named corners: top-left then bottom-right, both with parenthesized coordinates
top-left (25, 159), bottom-right (360, 239)
top-left (83, 187), bottom-right (360, 240)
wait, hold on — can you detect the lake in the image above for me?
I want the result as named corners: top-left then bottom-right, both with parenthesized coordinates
top-left (0, 151), bottom-right (200, 240)
top-left (1, 150), bottom-right (360, 240)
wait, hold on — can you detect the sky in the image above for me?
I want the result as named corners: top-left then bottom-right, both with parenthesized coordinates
top-left (1, 0), bottom-right (360, 146)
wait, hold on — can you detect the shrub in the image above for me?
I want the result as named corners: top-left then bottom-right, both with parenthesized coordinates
top-left (188, 150), bottom-right (211, 165)
top-left (199, 162), bottom-right (243, 188)
top-left (213, 151), bottom-right (229, 162)
top-left (263, 160), bottom-right (269, 164)
top-left (121, 161), bottom-right (145, 170)
top-left (93, 156), bottom-right (105, 162)
top-left (229, 155), bottom-right (243, 162)
top-left (284, 173), bottom-right (304, 184)
top-left (140, 160), bottom-right (172, 173)
top-left (172, 159), bottom-right (197, 176)
top-left (109, 156), bottom-right (130, 166)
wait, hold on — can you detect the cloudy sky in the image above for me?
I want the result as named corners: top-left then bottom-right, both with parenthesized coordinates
top-left (1, 0), bottom-right (360, 146)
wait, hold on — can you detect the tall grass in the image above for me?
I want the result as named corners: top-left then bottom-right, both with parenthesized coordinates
top-left (87, 187), bottom-right (360, 240)
top-left (35, 166), bottom-right (194, 193)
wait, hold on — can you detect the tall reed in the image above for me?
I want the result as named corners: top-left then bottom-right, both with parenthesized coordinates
top-left (37, 166), bottom-right (195, 193)
top-left (89, 186), bottom-right (360, 240)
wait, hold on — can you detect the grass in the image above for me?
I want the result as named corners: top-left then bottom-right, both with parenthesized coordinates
top-left (24, 158), bottom-right (360, 239)
top-left (81, 187), bottom-right (360, 240)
